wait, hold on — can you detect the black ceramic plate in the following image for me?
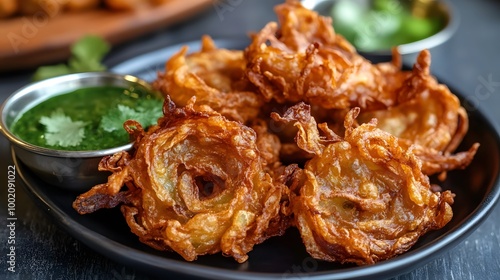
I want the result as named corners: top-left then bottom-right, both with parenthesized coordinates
top-left (14, 39), bottom-right (500, 280)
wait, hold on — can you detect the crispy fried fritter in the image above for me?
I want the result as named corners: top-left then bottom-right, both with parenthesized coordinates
top-left (65, 0), bottom-right (100, 11)
top-left (0, 0), bottom-right (17, 18)
top-left (359, 50), bottom-right (479, 176)
top-left (154, 36), bottom-right (262, 124)
top-left (73, 98), bottom-right (290, 263)
top-left (244, 0), bottom-right (409, 111)
top-left (360, 51), bottom-right (463, 152)
top-left (272, 103), bottom-right (455, 265)
top-left (12, 0), bottom-right (166, 15)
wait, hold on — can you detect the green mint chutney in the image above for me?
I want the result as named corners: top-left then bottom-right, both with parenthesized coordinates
top-left (10, 85), bottom-right (163, 151)
top-left (331, 0), bottom-right (445, 52)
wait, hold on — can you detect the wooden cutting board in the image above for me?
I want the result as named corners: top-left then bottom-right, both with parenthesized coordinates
top-left (0, 0), bottom-right (213, 72)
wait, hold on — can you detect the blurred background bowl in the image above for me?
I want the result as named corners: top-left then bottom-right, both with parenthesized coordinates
top-left (302, 0), bottom-right (459, 63)
top-left (0, 72), bottom-right (156, 191)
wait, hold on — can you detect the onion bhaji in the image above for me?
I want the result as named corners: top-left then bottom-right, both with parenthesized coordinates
top-left (244, 0), bottom-right (409, 111)
top-left (154, 35), bottom-right (262, 124)
top-left (72, 0), bottom-right (479, 266)
top-left (245, 0), bottom-right (478, 177)
top-left (272, 103), bottom-right (455, 265)
top-left (73, 98), bottom-right (290, 263)
top-left (358, 50), bottom-right (479, 176)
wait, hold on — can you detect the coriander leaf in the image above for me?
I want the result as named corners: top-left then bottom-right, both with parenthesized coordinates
top-left (100, 105), bottom-right (139, 132)
top-left (33, 35), bottom-right (110, 81)
top-left (33, 64), bottom-right (71, 82)
top-left (39, 109), bottom-right (88, 147)
top-left (135, 99), bottom-right (164, 128)
top-left (68, 57), bottom-right (107, 73)
top-left (100, 99), bottom-right (163, 133)
top-left (71, 35), bottom-right (110, 63)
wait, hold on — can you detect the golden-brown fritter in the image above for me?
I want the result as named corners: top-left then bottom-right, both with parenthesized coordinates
top-left (244, 0), bottom-right (409, 111)
top-left (0, 0), bottom-right (17, 18)
top-left (359, 50), bottom-right (479, 176)
top-left (73, 98), bottom-right (290, 263)
top-left (272, 103), bottom-right (455, 265)
top-left (154, 36), bottom-right (262, 124)
top-left (4, 0), bottom-right (169, 17)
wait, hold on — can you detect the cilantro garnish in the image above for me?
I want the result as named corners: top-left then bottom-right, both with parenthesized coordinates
top-left (100, 99), bottom-right (163, 132)
top-left (134, 99), bottom-right (164, 125)
top-left (39, 109), bottom-right (88, 147)
top-left (33, 35), bottom-right (110, 81)
top-left (100, 105), bottom-right (139, 132)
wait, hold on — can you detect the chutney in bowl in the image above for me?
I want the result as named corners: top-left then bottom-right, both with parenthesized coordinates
top-left (0, 72), bottom-right (163, 191)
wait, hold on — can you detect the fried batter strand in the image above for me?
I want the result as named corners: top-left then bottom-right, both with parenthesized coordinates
top-left (73, 98), bottom-right (290, 263)
top-left (154, 36), bottom-right (262, 124)
top-left (272, 103), bottom-right (455, 265)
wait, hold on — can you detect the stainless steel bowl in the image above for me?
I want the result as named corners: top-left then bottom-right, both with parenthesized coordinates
top-left (302, 0), bottom-right (458, 63)
top-left (0, 72), bottom-right (156, 191)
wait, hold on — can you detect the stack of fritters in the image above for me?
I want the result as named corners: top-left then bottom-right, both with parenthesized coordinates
top-left (73, 0), bottom-right (478, 265)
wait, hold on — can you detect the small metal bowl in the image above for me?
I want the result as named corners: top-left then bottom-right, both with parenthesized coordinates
top-left (302, 0), bottom-right (458, 62)
top-left (0, 72), bottom-right (156, 191)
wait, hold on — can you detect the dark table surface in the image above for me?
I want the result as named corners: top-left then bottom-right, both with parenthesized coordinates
top-left (1, 0), bottom-right (500, 279)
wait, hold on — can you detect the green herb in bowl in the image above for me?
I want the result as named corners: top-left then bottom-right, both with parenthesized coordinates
top-left (330, 0), bottom-right (444, 52)
top-left (10, 85), bottom-right (163, 151)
